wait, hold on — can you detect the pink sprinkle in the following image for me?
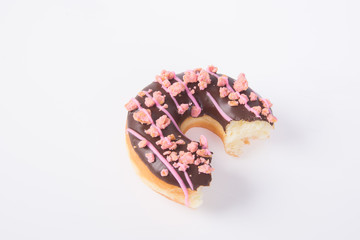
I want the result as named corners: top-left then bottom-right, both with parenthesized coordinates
top-left (145, 97), bottom-right (155, 107)
top-left (207, 65), bottom-right (218, 73)
top-left (200, 157), bottom-right (207, 163)
top-left (138, 140), bottom-right (148, 148)
top-left (228, 92), bottom-right (240, 100)
top-left (196, 149), bottom-right (212, 157)
top-left (160, 169), bottom-right (169, 177)
top-left (183, 70), bottom-right (198, 84)
top-left (176, 139), bottom-right (185, 145)
top-left (163, 151), bottom-right (171, 155)
top-left (156, 115), bottom-right (171, 129)
top-left (145, 153), bottom-right (155, 163)
top-left (191, 106), bottom-right (201, 118)
top-left (228, 100), bottom-right (239, 106)
top-left (238, 94), bottom-right (249, 105)
top-left (191, 89), bottom-right (195, 94)
top-left (187, 142), bottom-right (199, 153)
top-left (217, 75), bottom-right (228, 87)
top-left (125, 99), bottom-right (138, 111)
top-left (138, 91), bottom-right (146, 97)
top-left (249, 92), bottom-right (257, 101)
top-left (261, 108), bottom-right (270, 116)
top-left (198, 81), bottom-right (208, 90)
top-left (163, 104), bottom-right (168, 109)
top-left (267, 114), bottom-right (277, 123)
top-left (145, 125), bottom-right (160, 137)
top-left (199, 135), bottom-right (208, 149)
top-left (148, 89), bottom-right (153, 93)
top-left (219, 87), bottom-right (230, 98)
top-left (153, 91), bottom-right (165, 105)
top-left (177, 103), bottom-right (189, 114)
top-left (198, 164), bottom-right (214, 174)
top-left (234, 73), bottom-right (248, 92)
top-left (133, 109), bottom-right (152, 125)
top-left (198, 69), bottom-right (211, 84)
top-left (252, 106), bottom-right (262, 114)
top-left (260, 98), bottom-right (273, 108)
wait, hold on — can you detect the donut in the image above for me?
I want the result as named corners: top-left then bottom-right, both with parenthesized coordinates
top-left (125, 66), bottom-right (277, 208)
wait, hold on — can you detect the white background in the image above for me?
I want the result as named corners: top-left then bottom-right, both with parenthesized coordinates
top-left (1, 0), bottom-right (359, 239)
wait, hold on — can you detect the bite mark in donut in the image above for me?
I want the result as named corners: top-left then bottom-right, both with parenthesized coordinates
top-left (125, 66), bottom-right (277, 208)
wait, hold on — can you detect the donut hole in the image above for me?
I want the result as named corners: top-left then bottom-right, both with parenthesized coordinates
top-left (181, 115), bottom-right (273, 157)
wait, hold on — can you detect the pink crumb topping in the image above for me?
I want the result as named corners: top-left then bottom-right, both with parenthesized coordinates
top-left (168, 82), bottom-right (185, 96)
top-left (238, 94), bottom-right (249, 105)
top-left (198, 164), bottom-right (214, 174)
top-left (145, 152), bottom-right (155, 163)
top-left (196, 149), bottom-right (212, 157)
top-left (217, 75), bottom-right (228, 87)
top-left (161, 70), bottom-right (175, 80)
top-left (183, 70), bottom-right (198, 84)
top-left (169, 151), bottom-right (179, 161)
top-left (260, 98), bottom-right (273, 108)
top-left (187, 141), bottom-right (199, 153)
top-left (144, 97), bottom-right (155, 107)
top-left (198, 69), bottom-right (211, 84)
top-left (138, 91), bottom-right (146, 97)
top-left (198, 81), bottom-right (208, 90)
top-left (252, 106), bottom-right (262, 115)
top-left (138, 140), bottom-right (148, 148)
top-left (163, 151), bottom-right (171, 155)
top-left (125, 99), bottom-right (138, 111)
top-left (156, 137), bottom-right (177, 150)
top-left (249, 92), bottom-right (257, 101)
top-left (194, 159), bottom-right (201, 165)
top-left (219, 87), bottom-right (230, 98)
top-left (163, 79), bottom-right (171, 88)
top-left (228, 100), bottom-right (239, 106)
top-left (163, 104), bottom-right (168, 109)
top-left (191, 106), bottom-right (201, 117)
top-left (200, 157), bottom-right (207, 163)
top-left (153, 91), bottom-right (165, 105)
top-left (176, 139), bottom-right (185, 145)
top-left (145, 125), bottom-right (160, 137)
top-left (156, 115), bottom-right (171, 129)
top-left (177, 103), bottom-right (189, 114)
top-left (228, 92), bottom-right (240, 100)
top-left (199, 135), bottom-right (208, 149)
top-left (261, 107), bottom-right (270, 116)
top-left (234, 73), bottom-right (249, 92)
top-left (267, 114), bottom-right (277, 123)
top-left (133, 109), bottom-right (152, 125)
top-left (179, 152), bottom-right (195, 165)
top-left (208, 65), bottom-right (218, 73)
top-left (160, 169), bottom-right (169, 177)
top-left (177, 162), bottom-right (189, 172)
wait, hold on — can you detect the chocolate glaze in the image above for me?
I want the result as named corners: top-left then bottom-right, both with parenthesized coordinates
top-left (126, 72), bottom-right (271, 190)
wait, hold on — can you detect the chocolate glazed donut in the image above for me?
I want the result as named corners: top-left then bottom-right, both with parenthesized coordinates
top-left (125, 66), bottom-right (277, 208)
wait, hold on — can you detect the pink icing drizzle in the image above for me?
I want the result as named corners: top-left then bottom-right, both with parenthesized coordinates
top-left (206, 70), bottom-right (261, 118)
top-left (206, 92), bottom-right (232, 122)
top-left (184, 171), bottom-right (194, 190)
top-left (144, 92), bottom-right (184, 135)
top-left (162, 86), bottom-right (181, 109)
top-left (127, 128), bottom-right (190, 206)
top-left (173, 76), bottom-right (202, 113)
top-left (132, 98), bottom-right (165, 138)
